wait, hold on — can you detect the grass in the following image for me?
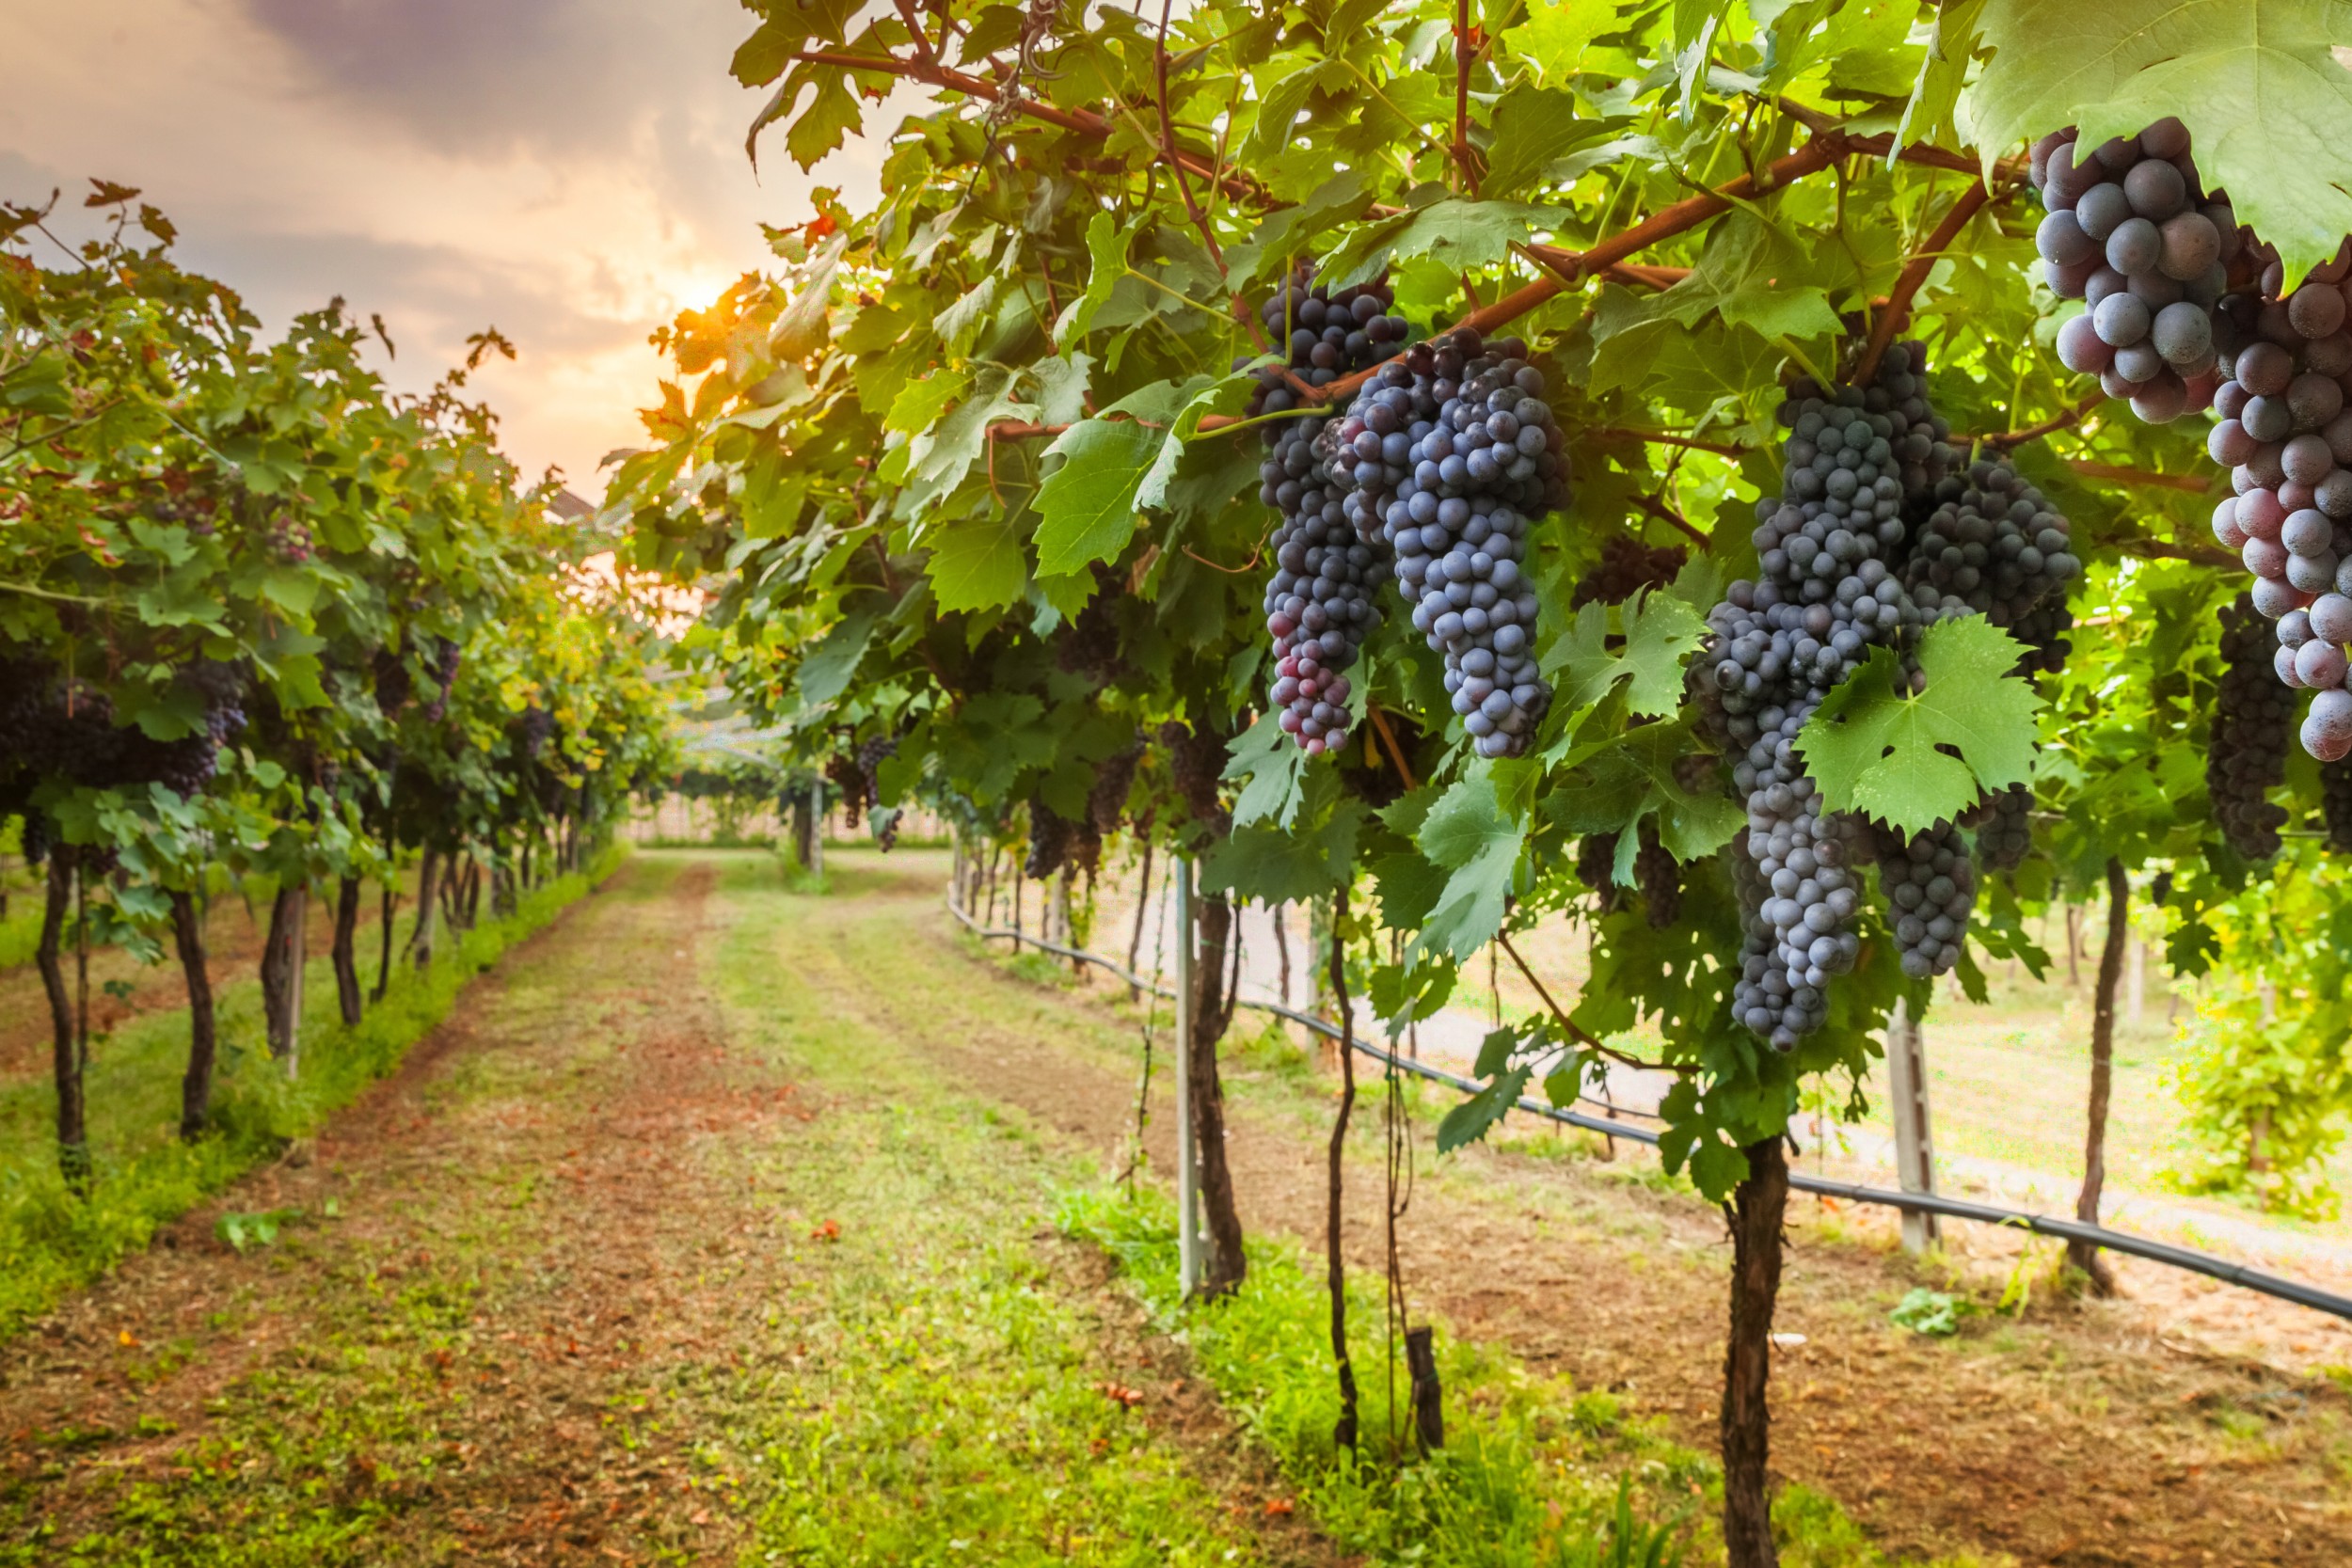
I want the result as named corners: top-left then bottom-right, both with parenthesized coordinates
top-left (0, 846), bottom-right (623, 1338)
top-left (0, 906), bottom-right (37, 973)
top-left (702, 854), bottom-right (1289, 1564)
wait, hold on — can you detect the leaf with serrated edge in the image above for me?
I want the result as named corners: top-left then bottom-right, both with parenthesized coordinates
top-left (1033, 419), bottom-right (1161, 578)
top-left (1796, 616), bottom-right (2040, 834)
top-left (1962, 0), bottom-right (2352, 281)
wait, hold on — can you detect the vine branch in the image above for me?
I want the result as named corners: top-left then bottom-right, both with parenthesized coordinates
top-left (1495, 930), bottom-right (1698, 1076)
top-left (1851, 179), bottom-right (1990, 385)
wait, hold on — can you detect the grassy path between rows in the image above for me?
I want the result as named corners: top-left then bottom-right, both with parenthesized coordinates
top-left (8, 849), bottom-right (2347, 1566)
top-left (0, 854), bottom-right (1339, 1563)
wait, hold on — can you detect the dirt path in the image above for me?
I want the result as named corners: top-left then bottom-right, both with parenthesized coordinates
top-left (0, 854), bottom-right (1329, 1565)
top-left (827, 852), bottom-right (2352, 1568)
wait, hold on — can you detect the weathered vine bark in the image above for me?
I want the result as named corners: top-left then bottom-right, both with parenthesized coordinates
top-left (1124, 838), bottom-right (1155, 1002)
top-left (1721, 1132), bottom-right (1790, 1568)
top-left (1324, 884), bottom-right (1359, 1449)
top-left (36, 852), bottom-right (87, 1192)
top-left (171, 889), bottom-right (218, 1141)
top-left (261, 879), bottom-right (308, 1069)
top-left (1189, 887), bottom-right (1248, 1299)
top-left (1405, 1324), bottom-right (1444, 1453)
top-left (411, 848), bottom-right (440, 971)
top-left (373, 877), bottom-right (397, 1003)
top-left (2068, 857), bottom-right (2128, 1294)
top-left (331, 874), bottom-right (364, 1025)
top-left (1272, 900), bottom-right (1293, 1007)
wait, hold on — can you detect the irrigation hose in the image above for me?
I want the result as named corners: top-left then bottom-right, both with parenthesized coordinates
top-left (943, 894), bottom-right (2352, 1323)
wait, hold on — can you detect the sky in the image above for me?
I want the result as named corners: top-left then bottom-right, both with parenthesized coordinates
top-left (2, 0), bottom-right (918, 499)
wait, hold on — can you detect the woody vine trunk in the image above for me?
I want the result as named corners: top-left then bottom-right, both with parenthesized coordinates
top-left (331, 874), bottom-right (363, 1026)
top-left (36, 851), bottom-right (87, 1193)
top-left (1722, 1132), bottom-right (1790, 1568)
top-left (1188, 886), bottom-right (1248, 1299)
top-left (261, 879), bottom-right (308, 1069)
top-left (1325, 884), bottom-right (1360, 1449)
top-left (170, 888), bottom-right (218, 1142)
top-left (2068, 858), bottom-right (2129, 1293)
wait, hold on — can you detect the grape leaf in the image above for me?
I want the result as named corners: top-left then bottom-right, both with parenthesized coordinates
top-left (1437, 1058), bottom-right (1534, 1153)
top-left (796, 605), bottom-right (882, 706)
top-left (1541, 588), bottom-right (1703, 717)
top-left (1200, 801), bottom-right (1366, 904)
top-left (1057, 213), bottom-right (1131, 344)
top-left (1414, 768), bottom-right (1526, 958)
top-left (1795, 616), bottom-right (2041, 833)
top-left (1502, 0), bottom-right (1620, 87)
top-left (1034, 419), bottom-right (1162, 577)
top-left (1961, 0), bottom-right (2352, 281)
top-left (924, 512), bottom-right (1029, 612)
top-left (1225, 708), bottom-right (1307, 829)
top-left (1322, 200), bottom-right (1560, 290)
top-left (1481, 86), bottom-right (1620, 199)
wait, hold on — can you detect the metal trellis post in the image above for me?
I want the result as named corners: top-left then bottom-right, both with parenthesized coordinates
top-left (1173, 852), bottom-right (1200, 1299)
top-left (1886, 997), bottom-right (1941, 1253)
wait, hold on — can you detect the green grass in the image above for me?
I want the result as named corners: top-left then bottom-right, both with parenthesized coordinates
top-left (0, 847), bottom-right (624, 1338)
top-left (0, 905), bottom-right (38, 972)
top-left (702, 855), bottom-right (1287, 1564)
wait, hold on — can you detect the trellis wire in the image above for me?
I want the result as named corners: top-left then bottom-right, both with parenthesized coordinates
top-left (944, 891), bottom-right (2352, 1324)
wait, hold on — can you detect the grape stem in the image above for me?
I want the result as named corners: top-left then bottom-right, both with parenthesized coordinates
top-left (2063, 459), bottom-right (2212, 495)
top-left (788, 48), bottom-right (1262, 202)
top-left (1452, 0), bottom-right (1479, 198)
top-left (1637, 493), bottom-right (1713, 550)
top-left (1850, 179), bottom-right (1990, 385)
top-left (1582, 426), bottom-right (1748, 457)
top-left (1496, 929), bottom-right (1700, 1075)
top-left (1366, 704), bottom-right (1417, 787)
top-left (1153, 0), bottom-right (1223, 272)
top-left (1974, 390), bottom-right (2106, 452)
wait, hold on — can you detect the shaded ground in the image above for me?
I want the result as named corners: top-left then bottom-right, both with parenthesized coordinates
top-left (881, 852), bottom-right (2352, 1568)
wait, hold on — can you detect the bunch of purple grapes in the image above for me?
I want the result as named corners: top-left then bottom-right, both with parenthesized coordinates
top-left (0, 653), bottom-right (247, 804)
top-left (1251, 271), bottom-right (1408, 754)
top-left (266, 511), bottom-right (315, 565)
top-left (2033, 115), bottom-right (2352, 766)
top-left (1338, 329), bottom-right (1565, 758)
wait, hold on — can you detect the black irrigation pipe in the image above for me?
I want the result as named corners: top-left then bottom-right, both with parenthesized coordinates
top-left (947, 894), bottom-right (2352, 1324)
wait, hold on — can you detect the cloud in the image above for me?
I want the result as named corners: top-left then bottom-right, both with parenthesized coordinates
top-left (237, 0), bottom-right (746, 160)
top-left (3, 0), bottom-right (920, 490)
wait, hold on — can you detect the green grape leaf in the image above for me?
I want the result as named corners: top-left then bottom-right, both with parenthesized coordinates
top-left (1033, 419), bottom-right (1162, 578)
top-left (1542, 589), bottom-right (1704, 718)
top-left (1480, 86), bottom-right (1619, 199)
top-left (1414, 768), bottom-right (1526, 958)
top-left (1200, 801), bottom-right (1367, 905)
top-left (1962, 0), bottom-right (2352, 281)
top-left (1058, 213), bottom-right (1132, 344)
top-left (1226, 708), bottom-right (1308, 829)
top-left (1437, 1058), bottom-right (1534, 1154)
top-left (796, 605), bottom-right (882, 707)
top-left (924, 512), bottom-right (1029, 612)
top-left (1796, 616), bottom-right (2042, 833)
top-left (1502, 0), bottom-right (1620, 87)
top-left (1322, 200), bottom-right (1560, 290)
